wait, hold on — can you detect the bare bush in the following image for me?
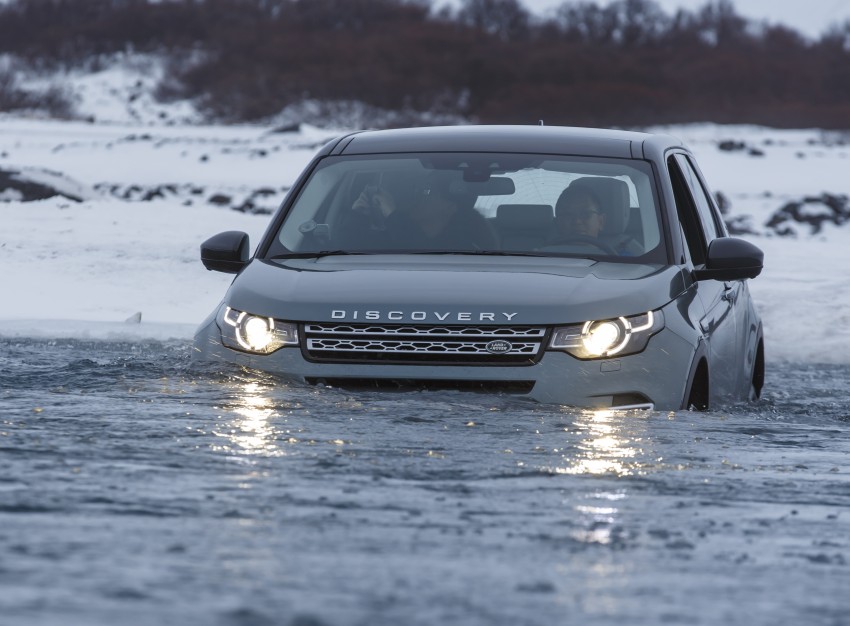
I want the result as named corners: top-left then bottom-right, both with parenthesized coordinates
top-left (0, 63), bottom-right (73, 117)
top-left (1, 0), bottom-right (850, 128)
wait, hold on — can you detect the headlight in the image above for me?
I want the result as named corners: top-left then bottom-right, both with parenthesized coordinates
top-left (549, 310), bottom-right (663, 359)
top-left (217, 306), bottom-right (299, 354)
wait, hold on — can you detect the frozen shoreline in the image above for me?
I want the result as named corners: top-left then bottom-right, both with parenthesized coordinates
top-left (2, 117), bottom-right (850, 362)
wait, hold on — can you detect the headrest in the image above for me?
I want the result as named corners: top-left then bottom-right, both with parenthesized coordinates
top-left (418, 170), bottom-right (461, 196)
top-left (558, 177), bottom-right (630, 235)
top-left (380, 171), bottom-right (422, 200)
top-left (496, 204), bottom-right (554, 229)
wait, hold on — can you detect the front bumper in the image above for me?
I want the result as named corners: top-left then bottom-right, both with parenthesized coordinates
top-left (192, 313), bottom-right (697, 410)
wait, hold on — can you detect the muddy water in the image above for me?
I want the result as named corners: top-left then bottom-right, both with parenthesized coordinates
top-left (1, 339), bottom-right (848, 626)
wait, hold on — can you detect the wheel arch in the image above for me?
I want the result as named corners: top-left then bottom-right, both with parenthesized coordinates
top-left (682, 341), bottom-right (710, 410)
top-left (751, 329), bottom-right (765, 399)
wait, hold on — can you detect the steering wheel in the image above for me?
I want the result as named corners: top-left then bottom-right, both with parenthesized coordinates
top-left (549, 235), bottom-right (618, 255)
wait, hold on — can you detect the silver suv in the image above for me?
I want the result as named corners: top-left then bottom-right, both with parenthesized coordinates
top-left (194, 125), bottom-right (764, 410)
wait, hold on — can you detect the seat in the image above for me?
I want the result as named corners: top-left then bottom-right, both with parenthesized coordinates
top-left (624, 201), bottom-right (645, 247)
top-left (494, 204), bottom-right (554, 250)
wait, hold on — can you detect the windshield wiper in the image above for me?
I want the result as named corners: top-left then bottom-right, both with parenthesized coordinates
top-left (402, 250), bottom-right (558, 258)
top-left (270, 250), bottom-right (592, 260)
top-left (269, 250), bottom-right (370, 260)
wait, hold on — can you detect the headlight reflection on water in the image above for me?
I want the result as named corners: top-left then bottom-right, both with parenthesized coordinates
top-left (541, 409), bottom-right (650, 546)
top-left (554, 409), bottom-right (646, 477)
top-left (211, 381), bottom-right (284, 457)
top-left (571, 491), bottom-right (629, 546)
top-left (208, 379), bottom-right (345, 458)
top-left (231, 382), bottom-right (280, 455)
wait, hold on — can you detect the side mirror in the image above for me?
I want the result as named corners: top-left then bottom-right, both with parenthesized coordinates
top-left (694, 237), bottom-right (763, 281)
top-left (200, 231), bottom-right (250, 273)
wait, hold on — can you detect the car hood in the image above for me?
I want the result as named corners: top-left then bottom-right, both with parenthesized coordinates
top-left (223, 255), bottom-right (687, 325)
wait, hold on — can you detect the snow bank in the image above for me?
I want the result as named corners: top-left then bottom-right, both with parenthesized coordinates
top-left (2, 118), bottom-right (850, 365)
top-left (0, 197), bottom-right (267, 333)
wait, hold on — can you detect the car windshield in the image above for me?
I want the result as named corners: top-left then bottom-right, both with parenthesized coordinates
top-left (266, 152), bottom-right (666, 263)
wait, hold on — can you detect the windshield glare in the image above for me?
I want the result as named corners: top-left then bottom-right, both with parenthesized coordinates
top-left (268, 153), bottom-right (666, 263)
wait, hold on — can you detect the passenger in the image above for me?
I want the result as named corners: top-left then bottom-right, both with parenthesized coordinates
top-left (352, 184), bottom-right (397, 221)
top-left (348, 171), bottom-right (498, 251)
top-left (341, 181), bottom-right (400, 247)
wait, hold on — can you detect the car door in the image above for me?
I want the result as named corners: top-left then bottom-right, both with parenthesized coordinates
top-left (684, 154), bottom-right (754, 395)
top-left (668, 153), bottom-right (741, 402)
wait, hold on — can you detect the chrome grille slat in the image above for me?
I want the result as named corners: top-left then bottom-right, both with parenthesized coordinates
top-left (307, 339), bottom-right (540, 355)
top-left (302, 323), bottom-right (547, 365)
top-left (304, 324), bottom-right (545, 338)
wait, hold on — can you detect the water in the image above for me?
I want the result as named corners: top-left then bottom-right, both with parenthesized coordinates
top-left (1, 338), bottom-right (849, 626)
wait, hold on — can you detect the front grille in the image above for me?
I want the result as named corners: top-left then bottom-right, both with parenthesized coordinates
top-left (302, 323), bottom-right (547, 365)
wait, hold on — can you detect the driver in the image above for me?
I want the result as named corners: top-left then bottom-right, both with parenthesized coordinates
top-left (552, 183), bottom-right (642, 255)
top-left (554, 185), bottom-right (606, 239)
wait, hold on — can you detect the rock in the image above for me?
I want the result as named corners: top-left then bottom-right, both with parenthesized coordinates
top-left (0, 167), bottom-right (88, 202)
top-left (765, 193), bottom-right (850, 236)
top-left (208, 193), bottom-right (231, 206)
top-left (270, 122), bottom-right (301, 133)
top-left (717, 140), bottom-right (764, 156)
top-left (714, 191), bottom-right (731, 215)
top-left (718, 140), bottom-right (746, 152)
top-left (725, 215), bottom-right (758, 236)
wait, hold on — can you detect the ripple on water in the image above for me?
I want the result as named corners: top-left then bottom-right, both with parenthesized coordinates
top-left (1, 339), bottom-right (849, 626)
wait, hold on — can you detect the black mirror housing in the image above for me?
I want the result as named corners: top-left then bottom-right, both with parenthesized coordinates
top-left (200, 231), bottom-right (250, 273)
top-left (694, 237), bottom-right (763, 281)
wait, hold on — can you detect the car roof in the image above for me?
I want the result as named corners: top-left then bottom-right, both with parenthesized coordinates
top-left (332, 125), bottom-right (684, 160)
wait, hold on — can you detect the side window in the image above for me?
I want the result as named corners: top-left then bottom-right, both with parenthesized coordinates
top-left (674, 154), bottom-right (721, 243)
top-left (667, 154), bottom-right (707, 266)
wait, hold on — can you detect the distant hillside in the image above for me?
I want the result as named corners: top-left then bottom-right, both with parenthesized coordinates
top-left (2, 0), bottom-right (850, 129)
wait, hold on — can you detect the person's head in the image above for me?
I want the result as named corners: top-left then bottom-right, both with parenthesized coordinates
top-left (555, 185), bottom-right (605, 238)
top-left (410, 171), bottom-right (460, 234)
top-left (367, 185), bottom-right (396, 216)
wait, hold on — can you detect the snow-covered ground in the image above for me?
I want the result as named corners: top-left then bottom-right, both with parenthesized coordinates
top-left (3, 115), bottom-right (849, 363)
top-left (2, 57), bottom-right (850, 361)
top-left (654, 124), bottom-right (850, 363)
top-left (0, 118), bottom-right (327, 339)
top-left (17, 53), bottom-right (203, 127)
